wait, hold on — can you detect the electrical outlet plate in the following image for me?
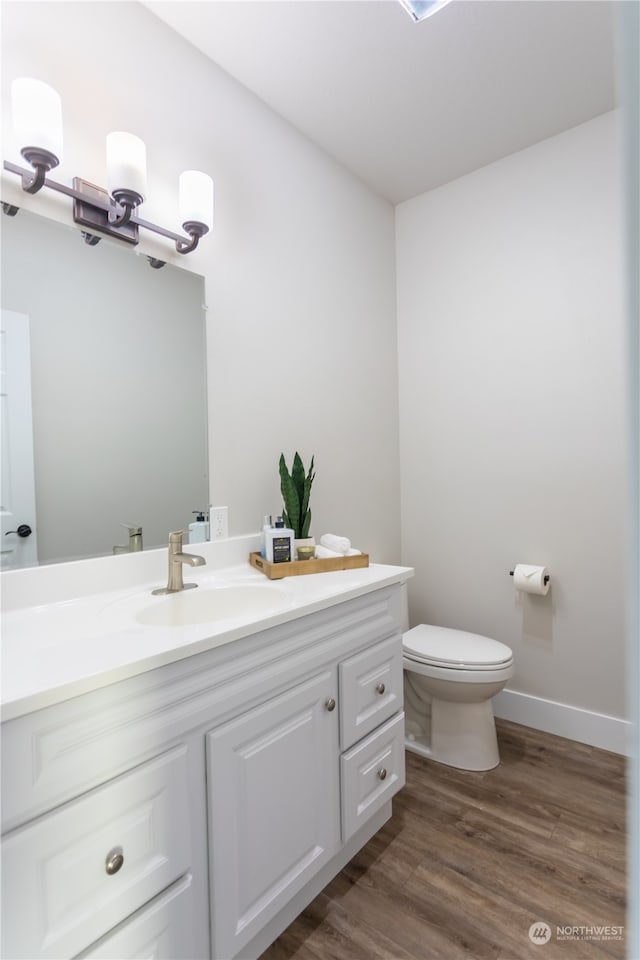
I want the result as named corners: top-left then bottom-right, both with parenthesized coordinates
top-left (211, 506), bottom-right (228, 540)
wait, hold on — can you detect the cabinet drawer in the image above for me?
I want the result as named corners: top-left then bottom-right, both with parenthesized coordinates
top-left (75, 873), bottom-right (196, 960)
top-left (339, 634), bottom-right (403, 750)
top-left (341, 712), bottom-right (405, 842)
top-left (1, 746), bottom-right (191, 960)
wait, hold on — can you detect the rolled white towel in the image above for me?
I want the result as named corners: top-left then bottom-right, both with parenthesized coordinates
top-left (315, 544), bottom-right (343, 559)
top-left (320, 533), bottom-right (351, 555)
top-left (316, 544), bottom-right (362, 560)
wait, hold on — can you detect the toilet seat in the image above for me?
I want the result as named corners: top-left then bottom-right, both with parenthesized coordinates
top-left (403, 624), bottom-right (513, 671)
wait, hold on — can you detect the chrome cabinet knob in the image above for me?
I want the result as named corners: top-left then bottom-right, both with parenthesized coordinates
top-left (378, 768), bottom-right (387, 781)
top-left (325, 697), bottom-right (336, 712)
top-left (375, 682), bottom-right (386, 695)
top-left (105, 847), bottom-right (124, 875)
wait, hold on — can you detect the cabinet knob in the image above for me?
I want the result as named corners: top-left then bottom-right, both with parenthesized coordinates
top-left (325, 697), bottom-right (336, 712)
top-left (378, 768), bottom-right (387, 781)
top-left (375, 682), bottom-right (386, 695)
top-left (105, 847), bottom-right (124, 875)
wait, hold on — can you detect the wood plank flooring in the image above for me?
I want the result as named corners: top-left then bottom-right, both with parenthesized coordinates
top-left (259, 719), bottom-right (626, 960)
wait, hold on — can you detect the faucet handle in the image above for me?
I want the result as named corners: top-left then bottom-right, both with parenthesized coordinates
top-left (169, 530), bottom-right (185, 544)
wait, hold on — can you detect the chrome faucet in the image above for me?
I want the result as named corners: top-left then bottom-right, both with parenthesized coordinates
top-left (152, 530), bottom-right (206, 595)
top-left (113, 524), bottom-right (143, 554)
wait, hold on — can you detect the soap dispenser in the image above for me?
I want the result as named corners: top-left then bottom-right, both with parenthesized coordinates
top-left (189, 509), bottom-right (210, 544)
top-left (260, 515), bottom-right (273, 558)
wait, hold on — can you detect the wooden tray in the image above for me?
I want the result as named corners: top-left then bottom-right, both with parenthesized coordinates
top-left (249, 551), bottom-right (369, 580)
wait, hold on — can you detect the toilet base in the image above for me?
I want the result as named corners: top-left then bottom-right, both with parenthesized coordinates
top-left (404, 734), bottom-right (433, 761)
top-left (405, 698), bottom-right (500, 771)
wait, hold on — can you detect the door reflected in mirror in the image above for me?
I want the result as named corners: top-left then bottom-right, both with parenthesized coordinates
top-left (1, 208), bottom-right (209, 569)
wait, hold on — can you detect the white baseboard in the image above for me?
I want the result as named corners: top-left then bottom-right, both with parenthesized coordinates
top-left (493, 688), bottom-right (633, 757)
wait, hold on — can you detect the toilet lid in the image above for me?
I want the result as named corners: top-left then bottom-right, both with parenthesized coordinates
top-left (403, 624), bottom-right (513, 669)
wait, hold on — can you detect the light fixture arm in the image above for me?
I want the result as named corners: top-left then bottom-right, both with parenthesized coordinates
top-left (176, 221), bottom-right (209, 255)
top-left (18, 147), bottom-right (59, 194)
top-left (3, 161), bottom-right (210, 256)
top-left (108, 188), bottom-right (144, 227)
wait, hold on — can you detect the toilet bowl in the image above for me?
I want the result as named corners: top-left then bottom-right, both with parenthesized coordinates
top-left (403, 623), bottom-right (514, 771)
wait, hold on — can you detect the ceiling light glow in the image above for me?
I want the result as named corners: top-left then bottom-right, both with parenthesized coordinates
top-left (399, 0), bottom-right (453, 22)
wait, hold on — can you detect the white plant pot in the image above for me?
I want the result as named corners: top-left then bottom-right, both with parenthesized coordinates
top-left (294, 537), bottom-right (316, 550)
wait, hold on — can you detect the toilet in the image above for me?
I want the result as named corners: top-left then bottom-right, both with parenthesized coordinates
top-left (403, 623), bottom-right (514, 771)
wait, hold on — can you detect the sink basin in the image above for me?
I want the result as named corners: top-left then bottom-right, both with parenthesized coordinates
top-left (135, 585), bottom-right (289, 627)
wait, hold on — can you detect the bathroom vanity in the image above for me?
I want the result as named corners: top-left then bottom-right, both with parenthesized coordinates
top-left (1, 536), bottom-right (412, 959)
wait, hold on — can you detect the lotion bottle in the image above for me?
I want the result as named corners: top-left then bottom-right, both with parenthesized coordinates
top-left (260, 515), bottom-right (272, 558)
top-left (265, 516), bottom-right (294, 563)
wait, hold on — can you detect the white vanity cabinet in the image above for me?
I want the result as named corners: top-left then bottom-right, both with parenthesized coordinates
top-left (207, 617), bottom-right (405, 959)
top-left (1, 579), bottom-right (406, 960)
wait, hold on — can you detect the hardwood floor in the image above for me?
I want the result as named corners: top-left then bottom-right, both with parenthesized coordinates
top-left (259, 719), bottom-right (627, 960)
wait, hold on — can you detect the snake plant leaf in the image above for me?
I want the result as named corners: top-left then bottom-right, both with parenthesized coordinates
top-left (300, 455), bottom-right (315, 521)
top-left (279, 452), bottom-right (315, 539)
top-left (279, 454), bottom-right (301, 536)
top-left (300, 459), bottom-right (315, 539)
top-left (292, 452), bottom-right (305, 499)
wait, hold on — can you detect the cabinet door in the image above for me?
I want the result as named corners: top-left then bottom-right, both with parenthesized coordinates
top-left (207, 670), bottom-right (339, 959)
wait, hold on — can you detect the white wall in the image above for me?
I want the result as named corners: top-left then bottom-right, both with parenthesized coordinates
top-left (396, 113), bottom-right (629, 747)
top-left (0, 1), bottom-right (401, 563)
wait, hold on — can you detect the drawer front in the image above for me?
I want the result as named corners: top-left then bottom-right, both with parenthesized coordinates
top-left (339, 634), bottom-right (403, 750)
top-left (75, 874), bottom-right (196, 960)
top-left (1, 746), bottom-right (191, 959)
top-left (341, 712), bottom-right (405, 842)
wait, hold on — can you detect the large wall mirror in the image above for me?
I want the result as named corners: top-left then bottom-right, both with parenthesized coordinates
top-left (1, 207), bottom-right (209, 569)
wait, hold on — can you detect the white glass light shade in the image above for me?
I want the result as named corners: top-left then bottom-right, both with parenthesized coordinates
top-left (179, 170), bottom-right (214, 229)
top-left (398, 0), bottom-right (453, 20)
top-left (106, 132), bottom-right (147, 200)
top-left (11, 78), bottom-right (63, 160)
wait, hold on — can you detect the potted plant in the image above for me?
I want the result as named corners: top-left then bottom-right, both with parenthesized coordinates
top-left (279, 452), bottom-right (315, 554)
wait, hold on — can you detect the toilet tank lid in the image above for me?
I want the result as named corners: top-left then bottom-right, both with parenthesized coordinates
top-left (403, 624), bottom-right (513, 667)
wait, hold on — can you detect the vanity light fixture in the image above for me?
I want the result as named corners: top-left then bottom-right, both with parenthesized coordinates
top-left (398, 0), bottom-right (453, 21)
top-left (3, 78), bottom-right (214, 258)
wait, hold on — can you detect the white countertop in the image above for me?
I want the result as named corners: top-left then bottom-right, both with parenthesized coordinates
top-left (1, 536), bottom-right (412, 721)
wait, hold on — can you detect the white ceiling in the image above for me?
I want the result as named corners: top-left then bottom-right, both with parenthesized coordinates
top-left (143, 0), bottom-right (619, 205)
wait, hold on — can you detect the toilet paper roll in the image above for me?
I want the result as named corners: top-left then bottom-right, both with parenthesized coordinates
top-left (512, 564), bottom-right (550, 596)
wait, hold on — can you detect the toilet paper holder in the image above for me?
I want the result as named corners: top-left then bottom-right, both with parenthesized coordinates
top-left (509, 569), bottom-right (550, 585)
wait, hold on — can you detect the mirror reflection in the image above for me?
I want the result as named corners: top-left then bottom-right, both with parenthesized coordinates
top-left (1, 207), bottom-right (209, 569)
